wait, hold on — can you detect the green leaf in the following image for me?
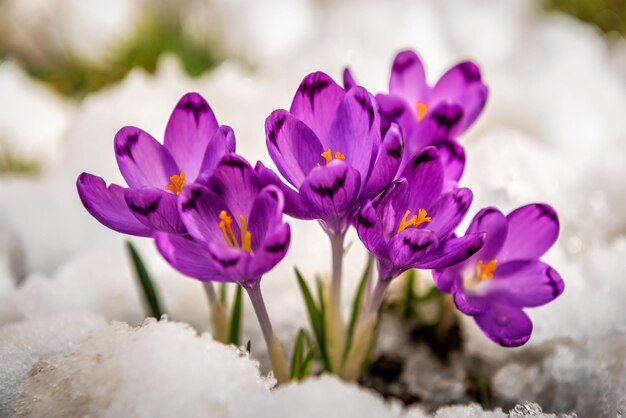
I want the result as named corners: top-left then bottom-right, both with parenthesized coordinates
top-left (220, 283), bottom-right (228, 307)
top-left (228, 285), bottom-right (244, 345)
top-left (126, 241), bottom-right (164, 319)
top-left (402, 269), bottom-right (417, 318)
top-left (295, 268), bottom-right (329, 370)
top-left (299, 346), bottom-right (315, 380)
top-left (290, 329), bottom-right (307, 380)
top-left (344, 256), bottom-right (372, 359)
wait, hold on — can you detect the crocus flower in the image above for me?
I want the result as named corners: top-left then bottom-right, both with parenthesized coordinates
top-left (344, 49), bottom-right (488, 184)
top-left (155, 154), bottom-right (291, 383)
top-left (154, 154), bottom-right (291, 287)
top-left (356, 146), bottom-right (485, 284)
top-left (433, 204), bottom-right (564, 347)
top-left (77, 92), bottom-right (235, 237)
top-left (262, 71), bottom-right (403, 236)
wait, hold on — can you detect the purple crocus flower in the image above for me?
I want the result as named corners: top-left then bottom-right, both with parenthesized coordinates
top-left (344, 49), bottom-right (488, 185)
top-left (77, 92), bottom-right (235, 237)
top-left (261, 71), bottom-right (403, 236)
top-left (433, 204), bottom-right (564, 347)
top-left (154, 154), bottom-right (291, 287)
top-left (356, 146), bottom-right (485, 283)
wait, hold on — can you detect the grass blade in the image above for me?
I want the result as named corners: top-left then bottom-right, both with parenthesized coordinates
top-left (344, 256), bottom-right (372, 360)
top-left (126, 241), bottom-right (163, 319)
top-left (228, 285), bottom-right (243, 345)
top-left (220, 283), bottom-right (228, 307)
top-left (402, 269), bottom-right (417, 318)
top-left (295, 268), bottom-right (330, 370)
top-left (290, 328), bottom-right (306, 380)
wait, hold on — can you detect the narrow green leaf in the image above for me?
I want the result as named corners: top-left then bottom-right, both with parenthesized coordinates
top-left (344, 256), bottom-right (372, 360)
top-left (295, 268), bottom-right (329, 370)
top-left (402, 269), bottom-right (416, 318)
top-left (299, 347), bottom-right (315, 380)
top-left (314, 275), bottom-right (330, 371)
top-left (290, 329), bottom-right (306, 380)
top-left (220, 283), bottom-right (228, 307)
top-left (126, 241), bottom-right (164, 318)
top-left (228, 285), bottom-right (244, 345)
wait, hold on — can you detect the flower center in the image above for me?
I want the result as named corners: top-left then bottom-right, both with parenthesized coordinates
top-left (321, 148), bottom-right (345, 165)
top-left (474, 259), bottom-right (497, 282)
top-left (218, 210), bottom-right (252, 253)
top-left (415, 101), bottom-right (428, 122)
top-left (165, 170), bottom-right (186, 196)
top-left (397, 209), bottom-right (432, 233)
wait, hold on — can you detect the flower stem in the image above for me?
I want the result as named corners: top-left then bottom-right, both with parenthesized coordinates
top-left (246, 281), bottom-right (290, 384)
top-left (368, 278), bottom-right (390, 316)
top-left (326, 231), bottom-right (346, 372)
top-left (203, 282), bottom-right (230, 344)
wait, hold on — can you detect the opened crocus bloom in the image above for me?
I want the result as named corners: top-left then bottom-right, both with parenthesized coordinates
top-left (433, 204), bottom-right (564, 347)
top-left (261, 72), bottom-right (403, 235)
top-left (154, 154), bottom-right (290, 286)
top-left (344, 49), bottom-right (488, 186)
top-left (356, 146), bottom-right (485, 281)
top-left (77, 92), bottom-right (236, 237)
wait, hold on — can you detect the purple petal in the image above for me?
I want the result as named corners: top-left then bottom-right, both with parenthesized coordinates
top-left (206, 242), bottom-right (248, 282)
top-left (474, 303), bottom-right (532, 347)
top-left (487, 260), bottom-right (564, 308)
top-left (289, 72), bottom-right (345, 145)
top-left (155, 232), bottom-right (226, 282)
top-left (389, 50), bottom-right (429, 103)
top-left (327, 86), bottom-right (381, 180)
top-left (388, 229), bottom-right (438, 270)
top-left (163, 93), bottom-right (219, 180)
top-left (204, 154), bottom-right (260, 219)
top-left (399, 147), bottom-right (444, 212)
top-left (420, 101), bottom-right (465, 141)
top-left (254, 161), bottom-right (316, 219)
top-left (114, 126), bottom-right (179, 189)
top-left (432, 268), bottom-right (461, 294)
top-left (414, 233), bottom-right (485, 269)
top-left (248, 185), bottom-right (285, 250)
top-left (432, 62), bottom-right (488, 133)
top-left (434, 140), bottom-right (465, 183)
top-left (454, 290), bottom-right (488, 315)
top-left (426, 187), bottom-right (473, 240)
top-left (198, 125), bottom-right (236, 177)
top-left (375, 178), bottom-right (408, 238)
top-left (299, 161), bottom-right (361, 233)
top-left (124, 187), bottom-right (186, 234)
top-left (76, 173), bottom-right (152, 237)
top-left (246, 222), bottom-right (291, 278)
top-left (179, 183), bottom-right (234, 246)
top-left (466, 207), bottom-right (508, 262)
top-left (356, 200), bottom-right (389, 259)
top-left (500, 204), bottom-right (559, 261)
top-left (266, 110), bottom-right (325, 188)
top-left (362, 123), bottom-right (403, 199)
top-left (375, 93), bottom-right (415, 143)
top-left (343, 68), bottom-right (358, 90)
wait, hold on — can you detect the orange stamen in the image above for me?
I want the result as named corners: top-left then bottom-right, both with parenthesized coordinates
top-left (165, 170), bottom-right (186, 196)
top-left (397, 209), bottom-right (432, 233)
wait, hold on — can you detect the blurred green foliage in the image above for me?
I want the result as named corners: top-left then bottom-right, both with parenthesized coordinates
top-left (1, 11), bottom-right (220, 99)
top-left (544, 0), bottom-right (626, 35)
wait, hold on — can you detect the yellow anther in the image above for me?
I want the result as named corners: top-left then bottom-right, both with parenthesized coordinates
top-left (217, 210), bottom-right (253, 253)
top-left (475, 259), bottom-right (497, 282)
top-left (218, 210), bottom-right (239, 248)
top-left (397, 208), bottom-right (432, 233)
top-left (415, 101), bottom-right (428, 122)
top-left (320, 148), bottom-right (345, 165)
top-left (165, 170), bottom-right (186, 196)
top-left (239, 215), bottom-right (252, 254)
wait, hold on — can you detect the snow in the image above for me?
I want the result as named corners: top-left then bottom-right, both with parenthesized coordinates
top-left (0, 0), bottom-right (625, 415)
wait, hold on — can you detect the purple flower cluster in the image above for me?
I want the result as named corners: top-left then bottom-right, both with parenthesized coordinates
top-left (77, 48), bottom-right (564, 357)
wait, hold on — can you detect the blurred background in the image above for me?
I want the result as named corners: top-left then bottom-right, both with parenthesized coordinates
top-left (0, 0), bottom-right (625, 416)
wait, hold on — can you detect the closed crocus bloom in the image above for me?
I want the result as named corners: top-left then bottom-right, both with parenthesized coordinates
top-left (77, 92), bottom-right (236, 237)
top-left (263, 71), bottom-right (403, 236)
top-left (434, 204), bottom-right (564, 347)
top-left (357, 146), bottom-right (485, 284)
